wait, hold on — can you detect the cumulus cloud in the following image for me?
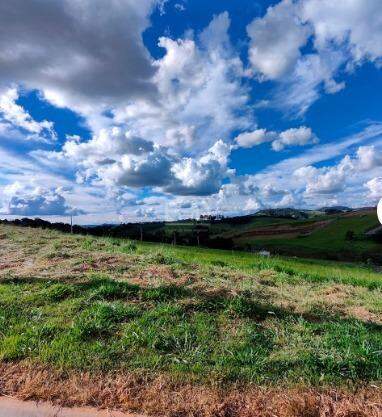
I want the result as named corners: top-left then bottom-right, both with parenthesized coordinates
top-left (110, 141), bottom-right (229, 196)
top-left (356, 146), bottom-right (382, 171)
top-left (166, 140), bottom-right (233, 195)
top-left (274, 192), bottom-right (299, 208)
top-left (0, 1), bottom-right (381, 223)
top-left (365, 177), bottom-right (382, 200)
top-left (296, 160), bottom-right (350, 195)
top-left (0, 87), bottom-right (55, 141)
top-left (234, 126), bottom-right (317, 151)
top-left (295, 145), bottom-right (382, 196)
top-left (244, 197), bottom-right (263, 212)
top-left (103, 149), bottom-right (173, 188)
top-left (59, 121), bottom-right (233, 196)
top-left (113, 12), bottom-right (252, 153)
top-left (34, 13), bottom-right (252, 200)
top-left (247, 0), bottom-right (382, 114)
top-left (272, 126), bottom-right (318, 151)
top-left (247, 0), bottom-right (310, 80)
top-left (3, 185), bottom-right (84, 216)
top-left (0, 0), bottom-right (158, 114)
top-left (301, 0), bottom-right (382, 64)
top-left (63, 128), bottom-right (154, 164)
top-left (234, 129), bottom-right (277, 148)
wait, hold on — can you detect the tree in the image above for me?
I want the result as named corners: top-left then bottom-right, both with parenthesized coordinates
top-left (345, 230), bottom-right (355, 241)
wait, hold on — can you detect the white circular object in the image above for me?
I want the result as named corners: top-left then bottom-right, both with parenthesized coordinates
top-left (378, 198), bottom-right (382, 225)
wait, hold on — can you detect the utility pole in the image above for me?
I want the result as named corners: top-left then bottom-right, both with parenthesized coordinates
top-left (70, 215), bottom-right (73, 234)
top-left (140, 225), bottom-right (143, 241)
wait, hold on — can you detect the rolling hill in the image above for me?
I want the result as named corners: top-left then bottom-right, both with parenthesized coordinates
top-left (1, 207), bottom-right (381, 264)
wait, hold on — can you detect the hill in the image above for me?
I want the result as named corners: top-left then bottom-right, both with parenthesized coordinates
top-left (1, 206), bottom-right (380, 264)
top-left (0, 224), bottom-right (381, 416)
top-left (222, 208), bottom-right (381, 263)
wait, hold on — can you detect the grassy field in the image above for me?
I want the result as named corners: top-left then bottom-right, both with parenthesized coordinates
top-left (120, 208), bottom-right (382, 262)
top-left (234, 212), bottom-right (381, 260)
top-left (0, 224), bottom-right (381, 415)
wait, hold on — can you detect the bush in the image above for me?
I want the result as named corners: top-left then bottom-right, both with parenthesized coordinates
top-left (120, 241), bottom-right (137, 253)
top-left (345, 230), bottom-right (355, 241)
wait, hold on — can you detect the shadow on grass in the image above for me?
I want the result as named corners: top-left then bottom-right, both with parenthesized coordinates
top-left (2, 275), bottom-right (382, 332)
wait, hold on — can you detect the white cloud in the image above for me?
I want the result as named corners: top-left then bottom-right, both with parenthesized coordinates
top-left (365, 177), bottom-right (382, 200)
top-left (0, 1), bottom-right (381, 223)
top-left (166, 140), bottom-right (233, 196)
top-left (234, 126), bottom-right (317, 151)
top-left (113, 12), bottom-right (252, 153)
top-left (63, 128), bottom-right (154, 164)
top-left (294, 145), bottom-right (382, 196)
top-left (234, 129), bottom-right (276, 148)
top-left (2, 185), bottom-right (84, 216)
top-left (247, 0), bottom-right (382, 114)
top-left (247, 0), bottom-right (310, 80)
top-left (301, 0), bottom-right (382, 64)
top-left (263, 124), bottom-right (382, 175)
top-left (272, 126), bottom-right (317, 151)
top-left (0, 87), bottom-right (55, 141)
top-left (244, 197), bottom-right (263, 212)
top-left (297, 159), bottom-right (351, 195)
top-left (221, 125), bottom-right (382, 212)
top-left (102, 149), bottom-right (173, 188)
top-left (34, 13), bottom-right (252, 200)
top-left (274, 192), bottom-right (299, 208)
top-left (0, 0), bottom-right (159, 116)
top-left (274, 50), bottom-right (346, 116)
top-left (356, 146), bottom-right (382, 171)
top-left (174, 3), bottom-right (186, 12)
top-left (53, 81), bottom-right (234, 197)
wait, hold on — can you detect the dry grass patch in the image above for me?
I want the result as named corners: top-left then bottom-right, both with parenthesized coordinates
top-left (0, 362), bottom-right (381, 417)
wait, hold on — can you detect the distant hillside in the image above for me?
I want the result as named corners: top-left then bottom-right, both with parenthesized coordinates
top-left (1, 206), bottom-right (380, 263)
top-left (255, 208), bottom-right (311, 219)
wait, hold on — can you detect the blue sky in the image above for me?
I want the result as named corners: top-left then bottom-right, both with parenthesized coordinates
top-left (0, 0), bottom-right (382, 224)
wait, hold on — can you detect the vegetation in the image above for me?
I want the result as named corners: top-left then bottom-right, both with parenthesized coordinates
top-left (1, 207), bottom-right (380, 264)
top-left (0, 224), bottom-right (381, 390)
top-left (235, 211), bottom-right (380, 261)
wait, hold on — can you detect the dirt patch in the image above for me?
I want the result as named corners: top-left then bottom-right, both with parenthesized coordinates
top-left (0, 362), bottom-right (381, 417)
top-left (347, 306), bottom-right (382, 324)
top-left (129, 265), bottom-right (192, 287)
top-left (72, 254), bottom-right (131, 273)
top-left (319, 285), bottom-right (352, 305)
top-left (234, 220), bottom-right (332, 239)
top-left (0, 262), bottom-right (23, 271)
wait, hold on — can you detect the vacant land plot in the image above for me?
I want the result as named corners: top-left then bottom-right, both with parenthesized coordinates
top-left (0, 224), bottom-right (381, 416)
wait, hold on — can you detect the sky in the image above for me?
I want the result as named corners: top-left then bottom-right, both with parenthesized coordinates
top-left (0, 0), bottom-right (382, 224)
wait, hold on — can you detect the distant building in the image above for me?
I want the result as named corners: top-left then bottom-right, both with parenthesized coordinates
top-left (199, 214), bottom-right (224, 221)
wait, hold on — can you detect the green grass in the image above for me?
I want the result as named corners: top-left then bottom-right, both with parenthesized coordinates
top-left (160, 211), bottom-right (381, 263)
top-left (124, 241), bottom-right (382, 290)
top-left (0, 225), bottom-right (381, 388)
top-left (0, 276), bottom-right (381, 385)
top-left (235, 213), bottom-right (380, 260)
